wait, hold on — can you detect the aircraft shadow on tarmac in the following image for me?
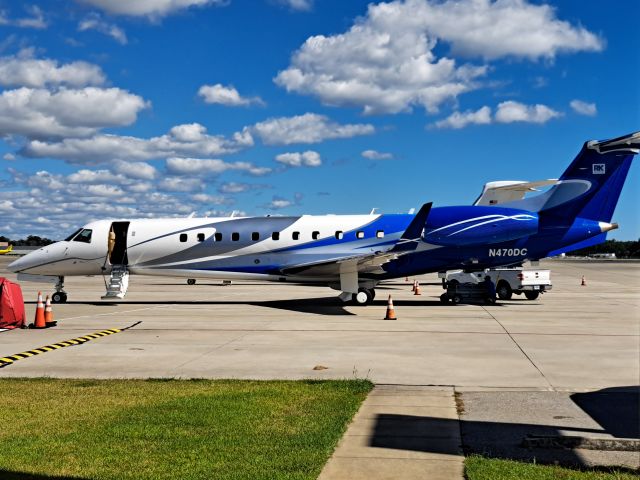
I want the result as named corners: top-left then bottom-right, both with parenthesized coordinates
top-left (369, 386), bottom-right (639, 469)
top-left (25, 294), bottom-right (517, 316)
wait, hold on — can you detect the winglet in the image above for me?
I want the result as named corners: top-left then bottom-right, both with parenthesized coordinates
top-left (401, 202), bottom-right (432, 240)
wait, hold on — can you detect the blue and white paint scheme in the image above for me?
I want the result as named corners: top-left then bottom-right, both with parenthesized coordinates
top-left (9, 132), bottom-right (638, 304)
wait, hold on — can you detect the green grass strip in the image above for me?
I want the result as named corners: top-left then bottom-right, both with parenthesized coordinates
top-left (0, 378), bottom-right (372, 480)
top-left (465, 454), bottom-right (638, 480)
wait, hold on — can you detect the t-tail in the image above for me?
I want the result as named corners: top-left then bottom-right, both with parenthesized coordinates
top-left (540, 132), bottom-right (638, 224)
top-left (543, 132), bottom-right (638, 254)
top-left (500, 132), bottom-right (638, 255)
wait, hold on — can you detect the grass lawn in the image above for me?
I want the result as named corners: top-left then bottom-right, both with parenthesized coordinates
top-left (0, 378), bottom-right (372, 480)
top-left (465, 455), bottom-right (639, 480)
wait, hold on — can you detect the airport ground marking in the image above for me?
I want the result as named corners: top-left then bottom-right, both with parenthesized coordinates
top-left (0, 321), bottom-right (141, 368)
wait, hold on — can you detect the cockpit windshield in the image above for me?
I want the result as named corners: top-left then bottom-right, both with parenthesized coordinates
top-left (73, 229), bottom-right (93, 243)
top-left (64, 228), bottom-right (83, 241)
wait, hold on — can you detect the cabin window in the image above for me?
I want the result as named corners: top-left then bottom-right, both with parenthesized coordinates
top-left (356, 231), bottom-right (364, 239)
top-left (231, 232), bottom-right (240, 241)
top-left (292, 231), bottom-right (300, 240)
top-left (312, 231), bottom-right (320, 240)
top-left (252, 232), bottom-right (260, 241)
top-left (272, 232), bottom-right (280, 240)
top-left (335, 231), bottom-right (343, 240)
top-left (376, 230), bottom-right (384, 238)
top-left (73, 229), bottom-right (93, 243)
top-left (214, 232), bottom-right (222, 242)
top-left (179, 233), bottom-right (188, 242)
top-left (64, 229), bottom-right (83, 241)
top-left (197, 233), bottom-right (205, 242)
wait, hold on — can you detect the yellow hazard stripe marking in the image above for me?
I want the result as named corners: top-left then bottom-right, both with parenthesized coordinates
top-left (0, 328), bottom-right (125, 368)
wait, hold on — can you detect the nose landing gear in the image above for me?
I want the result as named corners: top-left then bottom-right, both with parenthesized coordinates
top-left (51, 276), bottom-right (68, 303)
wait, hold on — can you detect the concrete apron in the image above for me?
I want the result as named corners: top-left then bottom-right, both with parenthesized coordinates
top-left (318, 385), bottom-right (464, 480)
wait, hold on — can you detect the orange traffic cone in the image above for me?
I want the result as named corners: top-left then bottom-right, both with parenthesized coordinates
top-left (414, 281), bottom-right (422, 296)
top-left (44, 295), bottom-right (57, 328)
top-left (32, 291), bottom-right (46, 329)
top-left (581, 276), bottom-right (586, 286)
top-left (384, 295), bottom-right (397, 320)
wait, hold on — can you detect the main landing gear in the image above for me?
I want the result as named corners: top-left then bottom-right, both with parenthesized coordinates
top-left (51, 276), bottom-right (68, 304)
top-left (351, 288), bottom-right (376, 305)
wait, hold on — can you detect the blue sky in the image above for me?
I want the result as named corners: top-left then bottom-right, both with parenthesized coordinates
top-left (0, 0), bottom-right (638, 240)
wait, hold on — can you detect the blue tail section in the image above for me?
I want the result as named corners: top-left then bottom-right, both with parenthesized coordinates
top-left (540, 133), bottom-right (637, 223)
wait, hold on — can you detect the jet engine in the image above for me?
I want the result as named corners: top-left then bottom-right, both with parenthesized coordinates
top-left (423, 206), bottom-right (539, 246)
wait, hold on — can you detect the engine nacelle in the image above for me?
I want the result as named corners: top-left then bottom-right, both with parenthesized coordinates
top-left (423, 206), bottom-right (539, 247)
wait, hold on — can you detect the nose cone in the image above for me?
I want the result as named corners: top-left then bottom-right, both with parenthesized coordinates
top-left (8, 248), bottom-right (45, 273)
top-left (7, 243), bottom-right (64, 274)
top-left (7, 255), bottom-right (26, 273)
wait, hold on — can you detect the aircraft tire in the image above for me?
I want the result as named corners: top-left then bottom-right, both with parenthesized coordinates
top-left (524, 291), bottom-right (539, 300)
top-left (352, 289), bottom-right (373, 305)
top-left (497, 281), bottom-right (512, 300)
top-left (52, 292), bottom-right (67, 304)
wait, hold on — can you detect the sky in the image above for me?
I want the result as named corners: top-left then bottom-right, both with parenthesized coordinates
top-left (0, 0), bottom-right (638, 241)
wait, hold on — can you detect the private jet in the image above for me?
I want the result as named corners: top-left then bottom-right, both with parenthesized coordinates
top-left (9, 132), bottom-right (638, 304)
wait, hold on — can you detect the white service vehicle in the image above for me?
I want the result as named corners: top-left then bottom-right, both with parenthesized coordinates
top-left (440, 268), bottom-right (552, 300)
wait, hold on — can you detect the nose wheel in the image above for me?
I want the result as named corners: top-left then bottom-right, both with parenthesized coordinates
top-left (51, 291), bottom-right (68, 304)
top-left (52, 276), bottom-right (68, 303)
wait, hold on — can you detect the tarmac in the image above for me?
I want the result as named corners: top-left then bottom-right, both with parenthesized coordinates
top-left (0, 257), bottom-right (638, 475)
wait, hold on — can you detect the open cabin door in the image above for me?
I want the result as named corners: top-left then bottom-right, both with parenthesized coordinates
top-left (108, 221), bottom-right (129, 265)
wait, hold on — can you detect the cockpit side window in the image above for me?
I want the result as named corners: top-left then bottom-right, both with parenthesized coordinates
top-left (73, 229), bottom-right (93, 243)
top-left (64, 228), bottom-right (83, 241)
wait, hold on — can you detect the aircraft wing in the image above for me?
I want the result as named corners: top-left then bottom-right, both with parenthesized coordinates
top-left (473, 179), bottom-right (558, 206)
top-left (280, 203), bottom-right (433, 277)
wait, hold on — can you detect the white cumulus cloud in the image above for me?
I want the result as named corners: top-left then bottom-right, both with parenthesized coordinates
top-left (570, 99), bottom-right (597, 116)
top-left (432, 102), bottom-right (561, 128)
top-left (158, 176), bottom-right (204, 192)
top-left (21, 123), bottom-right (253, 164)
top-left (433, 105), bottom-right (492, 129)
top-left (275, 0), bottom-right (313, 11)
top-left (198, 84), bottom-right (264, 107)
top-left (0, 54), bottom-right (106, 88)
top-left (275, 150), bottom-right (321, 167)
top-left (252, 113), bottom-right (374, 145)
top-left (14, 5), bottom-right (48, 29)
top-left (218, 182), bottom-right (270, 194)
top-left (77, 0), bottom-right (226, 18)
top-left (275, 0), bottom-right (602, 115)
top-left (495, 101), bottom-right (561, 124)
top-left (165, 157), bottom-right (271, 177)
top-left (78, 13), bottom-right (128, 45)
top-left (0, 87), bottom-right (149, 139)
top-left (112, 160), bottom-right (158, 180)
top-left (361, 149), bottom-right (393, 160)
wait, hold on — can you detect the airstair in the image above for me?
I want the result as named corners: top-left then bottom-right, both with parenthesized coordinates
top-left (101, 265), bottom-right (129, 299)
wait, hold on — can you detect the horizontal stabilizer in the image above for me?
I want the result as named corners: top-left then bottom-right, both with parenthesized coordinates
top-left (587, 131), bottom-right (640, 154)
top-left (474, 179), bottom-right (558, 206)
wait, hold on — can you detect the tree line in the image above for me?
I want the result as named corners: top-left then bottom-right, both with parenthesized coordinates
top-left (0, 235), bottom-right (55, 246)
top-left (570, 239), bottom-right (640, 259)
